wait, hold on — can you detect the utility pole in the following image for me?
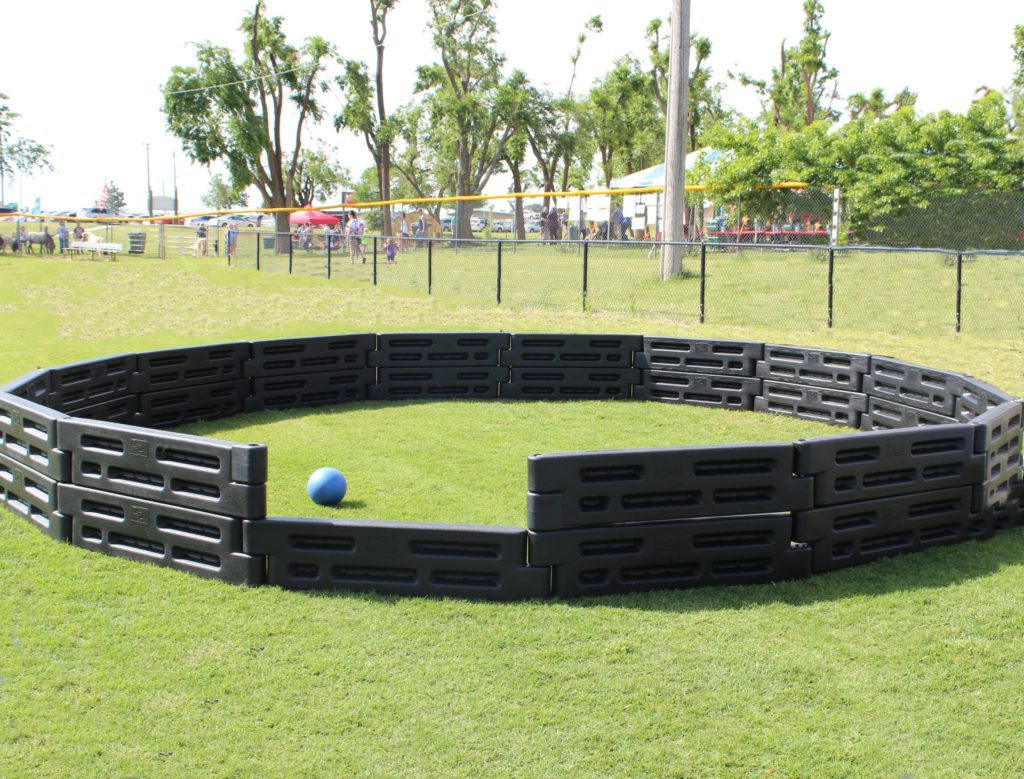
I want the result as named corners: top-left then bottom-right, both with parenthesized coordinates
top-left (145, 143), bottom-right (153, 217)
top-left (660, 0), bottom-right (691, 280)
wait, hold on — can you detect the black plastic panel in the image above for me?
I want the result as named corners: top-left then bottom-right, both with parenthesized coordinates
top-left (132, 342), bottom-right (250, 392)
top-left (68, 395), bottom-right (140, 425)
top-left (955, 376), bottom-right (1015, 422)
top-left (0, 450), bottom-right (70, 540)
top-left (246, 369), bottom-right (374, 411)
top-left (754, 381), bottom-right (866, 427)
top-left (795, 426), bottom-right (984, 506)
top-left (47, 354), bottom-right (137, 412)
top-left (58, 417), bottom-right (267, 517)
top-left (245, 334), bottom-right (376, 377)
top-left (501, 334), bottom-right (641, 368)
top-left (371, 367), bottom-right (508, 400)
top-left (0, 369), bottom-right (52, 404)
top-left (71, 496), bottom-right (264, 586)
top-left (529, 514), bottom-right (810, 597)
top-left (61, 481), bottom-right (245, 565)
top-left (793, 487), bottom-right (973, 572)
top-left (502, 368), bottom-right (640, 400)
top-left (634, 337), bottom-right (762, 376)
top-left (860, 397), bottom-right (959, 430)
top-left (371, 333), bottom-right (509, 367)
top-left (243, 518), bottom-right (551, 600)
top-left (863, 357), bottom-right (963, 415)
top-left (0, 392), bottom-right (69, 480)
top-left (136, 380), bottom-right (251, 429)
top-left (635, 372), bottom-right (760, 409)
top-left (972, 401), bottom-right (1024, 510)
top-left (755, 344), bottom-right (869, 391)
top-left (527, 443), bottom-right (812, 530)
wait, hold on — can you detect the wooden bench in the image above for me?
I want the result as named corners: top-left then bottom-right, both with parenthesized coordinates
top-left (67, 241), bottom-right (122, 260)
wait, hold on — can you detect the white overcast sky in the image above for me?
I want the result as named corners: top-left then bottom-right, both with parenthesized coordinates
top-left (3, 0), bottom-right (1021, 212)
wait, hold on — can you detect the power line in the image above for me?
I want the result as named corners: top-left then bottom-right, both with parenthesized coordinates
top-left (166, 64), bottom-right (316, 96)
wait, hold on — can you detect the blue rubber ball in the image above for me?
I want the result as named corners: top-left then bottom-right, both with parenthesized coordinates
top-left (307, 467), bottom-right (348, 506)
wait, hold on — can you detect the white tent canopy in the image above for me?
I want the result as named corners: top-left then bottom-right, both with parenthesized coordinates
top-left (609, 148), bottom-right (722, 189)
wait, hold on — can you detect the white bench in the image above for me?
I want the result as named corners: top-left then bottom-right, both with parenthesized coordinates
top-left (67, 241), bottom-right (122, 260)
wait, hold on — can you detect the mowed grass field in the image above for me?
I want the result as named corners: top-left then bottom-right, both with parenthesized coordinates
top-left (1, 253), bottom-right (1023, 776)
top-left (4, 218), bottom-right (1022, 337)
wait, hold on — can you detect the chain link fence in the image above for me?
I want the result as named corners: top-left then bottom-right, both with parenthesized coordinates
top-left (2, 203), bottom-right (1021, 336)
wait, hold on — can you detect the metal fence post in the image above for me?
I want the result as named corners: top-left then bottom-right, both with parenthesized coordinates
top-left (372, 237), bottom-right (378, 286)
top-left (699, 242), bottom-right (707, 323)
top-left (955, 252), bottom-right (963, 333)
top-left (827, 246), bottom-right (835, 328)
top-left (428, 239), bottom-right (433, 295)
top-left (256, 232), bottom-right (261, 271)
top-left (326, 240), bottom-right (332, 280)
top-left (582, 240), bottom-right (589, 311)
top-left (496, 240), bottom-right (502, 305)
top-left (288, 234), bottom-right (293, 274)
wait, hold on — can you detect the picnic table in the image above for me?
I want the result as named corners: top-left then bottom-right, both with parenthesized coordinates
top-left (66, 241), bottom-right (123, 260)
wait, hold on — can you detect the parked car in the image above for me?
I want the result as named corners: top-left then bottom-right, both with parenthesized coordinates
top-left (525, 219), bottom-right (542, 233)
top-left (215, 214), bottom-right (258, 227)
top-left (470, 217), bottom-right (488, 231)
top-left (78, 206), bottom-right (118, 221)
top-left (186, 215), bottom-right (218, 227)
top-left (492, 220), bottom-right (512, 232)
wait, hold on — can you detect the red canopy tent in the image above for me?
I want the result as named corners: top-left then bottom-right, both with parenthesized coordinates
top-left (288, 209), bottom-right (340, 226)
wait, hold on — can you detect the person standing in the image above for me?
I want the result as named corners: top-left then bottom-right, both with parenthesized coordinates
top-left (193, 222), bottom-right (208, 257)
top-left (56, 221), bottom-right (69, 255)
top-left (225, 224), bottom-right (237, 263)
top-left (347, 210), bottom-right (365, 263)
top-left (399, 211), bottom-right (409, 252)
top-left (540, 208), bottom-right (550, 243)
top-left (414, 211), bottom-right (425, 250)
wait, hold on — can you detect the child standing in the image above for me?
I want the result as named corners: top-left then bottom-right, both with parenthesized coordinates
top-left (385, 238), bottom-right (398, 264)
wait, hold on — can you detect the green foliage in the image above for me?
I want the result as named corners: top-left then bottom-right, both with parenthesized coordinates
top-left (104, 181), bottom-right (126, 213)
top-left (703, 90), bottom-right (1024, 246)
top-left (295, 147), bottom-right (349, 206)
top-left (417, 0), bottom-right (523, 237)
top-left (585, 56), bottom-right (663, 186)
top-left (1012, 25), bottom-right (1024, 156)
top-left (646, 20), bottom-right (726, 151)
top-left (162, 0), bottom-right (335, 227)
top-left (735, 0), bottom-right (840, 129)
top-left (201, 173), bottom-right (250, 211)
top-left (0, 92), bottom-right (51, 184)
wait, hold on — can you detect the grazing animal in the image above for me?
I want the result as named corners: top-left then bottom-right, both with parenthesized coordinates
top-left (24, 232), bottom-right (55, 254)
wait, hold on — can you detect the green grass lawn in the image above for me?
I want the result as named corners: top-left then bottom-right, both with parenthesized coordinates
top-left (5, 218), bottom-right (1021, 337)
top-left (1, 254), bottom-right (1023, 777)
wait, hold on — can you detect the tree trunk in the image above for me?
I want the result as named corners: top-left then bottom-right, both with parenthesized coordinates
top-left (511, 163), bottom-right (526, 241)
top-left (274, 211), bottom-right (291, 253)
top-left (379, 145), bottom-right (393, 237)
top-left (456, 142), bottom-right (473, 239)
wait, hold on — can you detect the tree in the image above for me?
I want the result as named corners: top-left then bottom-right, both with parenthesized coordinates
top-left (417, 0), bottom-right (522, 239)
top-left (1011, 25), bottom-right (1024, 158)
top-left (847, 87), bottom-right (916, 120)
top-left (585, 56), bottom-right (663, 187)
top-left (0, 92), bottom-right (51, 199)
top-left (522, 16), bottom-right (602, 208)
top-left (388, 103), bottom-right (455, 225)
top-left (295, 147), bottom-right (349, 206)
top-left (335, 0), bottom-right (399, 235)
top-left (735, 0), bottom-right (839, 129)
top-left (647, 20), bottom-right (724, 151)
top-left (105, 181), bottom-right (126, 213)
top-left (201, 173), bottom-right (250, 211)
top-left (163, 1), bottom-right (335, 245)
